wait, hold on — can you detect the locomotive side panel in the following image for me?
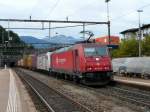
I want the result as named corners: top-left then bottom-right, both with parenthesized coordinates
top-left (72, 44), bottom-right (85, 73)
top-left (51, 50), bottom-right (74, 73)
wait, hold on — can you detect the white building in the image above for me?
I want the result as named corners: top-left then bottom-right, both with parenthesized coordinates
top-left (120, 24), bottom-right (150, 39)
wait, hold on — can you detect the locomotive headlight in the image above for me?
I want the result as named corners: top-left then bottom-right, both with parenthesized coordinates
top-left (95, 58), bottom-right (100, 61)
top-left (87, 67), bottom-right (92, 70)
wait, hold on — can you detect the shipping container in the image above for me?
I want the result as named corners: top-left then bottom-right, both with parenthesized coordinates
top-left (37, 54), bottom-right (46, 70)
top-left (17, 60), bottom-right (21, 66)
top-left (26, 54), bottom-right (37, 69)
top-left (46, 52), bottom-right (52, 71)
top-left (27, 55), bottom-right (32, 69)
top-left (23, 55), bottom-right (28, 68)
top-left (37, 52), bottom-right (52, 71)
top-left (20, 59), bottom-right (23, 67)
top-left (95, 36), bottom-right (120, 45)
top-left (32, 55), bottom-right (37, 69)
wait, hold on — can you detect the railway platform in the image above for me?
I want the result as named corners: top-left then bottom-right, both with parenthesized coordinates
top-left (0, 68), bottom-right (36, 112)
top-left (114, 76), bottom-right (150, 88)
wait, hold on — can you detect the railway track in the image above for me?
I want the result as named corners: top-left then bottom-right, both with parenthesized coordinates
top-left (20, 75), bottom-right (51, 112)
top-left (95, 86), bottom-right (150, 110)
top-left (73, 81), bottom-right (150, 111)
top-left (16, 68), bottom-right (150, 112)
top-left (15, 69), bottom-right (94, 112)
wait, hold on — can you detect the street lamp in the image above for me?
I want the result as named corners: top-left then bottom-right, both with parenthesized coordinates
top-left (105, 0), bottom-right (110, 21)
top-left (105, 0), bottom-right (111, 45)
top-left (137, 9), bottom-right (143, 57)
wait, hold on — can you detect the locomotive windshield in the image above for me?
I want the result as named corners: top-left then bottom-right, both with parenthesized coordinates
top-left (84, 47), bottom-right (108, 56)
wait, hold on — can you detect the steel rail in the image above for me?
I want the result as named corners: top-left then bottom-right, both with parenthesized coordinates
top-left (112, 86), bottom-right (150, 98)
top-left (16, 69), bottom-right (94, 112)
top-left (17, 68), bottom-right (150, 111)
top-left (96, 86), bottom-right (150, 108)
top-left (17, 70), bottom-right (55, 112)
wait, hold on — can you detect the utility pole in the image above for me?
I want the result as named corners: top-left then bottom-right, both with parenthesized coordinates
top-left (66, 16), bottom-right (69, 21)
top-left (83, 23), bottom-right (85, 39)
top-left (42, 22), bottom-right (44, 30)
top-left (105, 0), bottom-right (111, 45)
top-left (2, 29), bottom-right (4, 45)
top-left (49, 22), bottom-right (51, 39)
top-left (1, 29), bottom-right (4, 67)
top-left (8, 19), bottom-right (10, 43)
top-left (30, 16), bottom-right (32, 20)
top-left (137, 10), bottom-right (143, 57)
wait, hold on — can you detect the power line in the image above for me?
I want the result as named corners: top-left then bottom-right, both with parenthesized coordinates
top-left (49, 0), bottom-right (61, 18)
top-left (111, 2), bottom-right (150, 22)
top-left (67, 0), bottom-right (98, 17)
top-left (140, 3), bottom-right (150, 9)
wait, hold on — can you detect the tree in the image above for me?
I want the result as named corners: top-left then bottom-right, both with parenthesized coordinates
top-left (142, 35), bottom-right (150, 56)
top-left (0, 25), bottom-right (34, 56)
top-left (112, 38), bottom-right (139, 58)
top-left (0, 25), bottom-right (24, 44)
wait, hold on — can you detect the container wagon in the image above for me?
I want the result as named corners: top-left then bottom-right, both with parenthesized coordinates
top-left (112, 57), bottom-right (150, 78)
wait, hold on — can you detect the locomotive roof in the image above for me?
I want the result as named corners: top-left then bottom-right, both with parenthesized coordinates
top-left (53, 46), bottom-right (73, 53)
top-left (79, 43), bottom-right (106, 47)
top-left (52, 43), bottom-right (107, 53)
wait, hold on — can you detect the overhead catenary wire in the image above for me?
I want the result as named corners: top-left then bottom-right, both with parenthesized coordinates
top-left (0, 19), bottom-right (108, 24)
top-left (0, 18), bottom-right (108, 38)
top-left (4, 23), bottom-right (99, 30)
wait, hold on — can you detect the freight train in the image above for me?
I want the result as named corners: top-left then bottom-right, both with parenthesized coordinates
top-left (18, 43), bottom-right (113, 85)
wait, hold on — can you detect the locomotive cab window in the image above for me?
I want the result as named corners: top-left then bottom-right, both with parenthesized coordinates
top-left (84, 47), bottom-right (107, 56)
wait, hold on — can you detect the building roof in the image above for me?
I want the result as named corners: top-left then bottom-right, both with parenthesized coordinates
top-left (120, 28), bottom-right (138, 34)
top-left (141, 24), bottom-right (150, 29)
top-left (120, 24), bottom-right (150, 34)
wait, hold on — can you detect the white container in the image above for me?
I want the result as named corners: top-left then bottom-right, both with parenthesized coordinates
top-left (37, 52), bottom-right (52, 71)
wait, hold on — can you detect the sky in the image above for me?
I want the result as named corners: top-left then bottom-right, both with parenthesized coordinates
top-left (0, 0), bottom-right (150, 39)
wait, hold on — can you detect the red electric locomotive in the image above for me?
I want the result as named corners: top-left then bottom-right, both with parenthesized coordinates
top-left (51, 43), bottom-right (113, 85)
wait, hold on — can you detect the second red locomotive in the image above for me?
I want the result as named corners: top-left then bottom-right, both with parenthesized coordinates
top-left (51, 43), bottom-right (113, 85)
